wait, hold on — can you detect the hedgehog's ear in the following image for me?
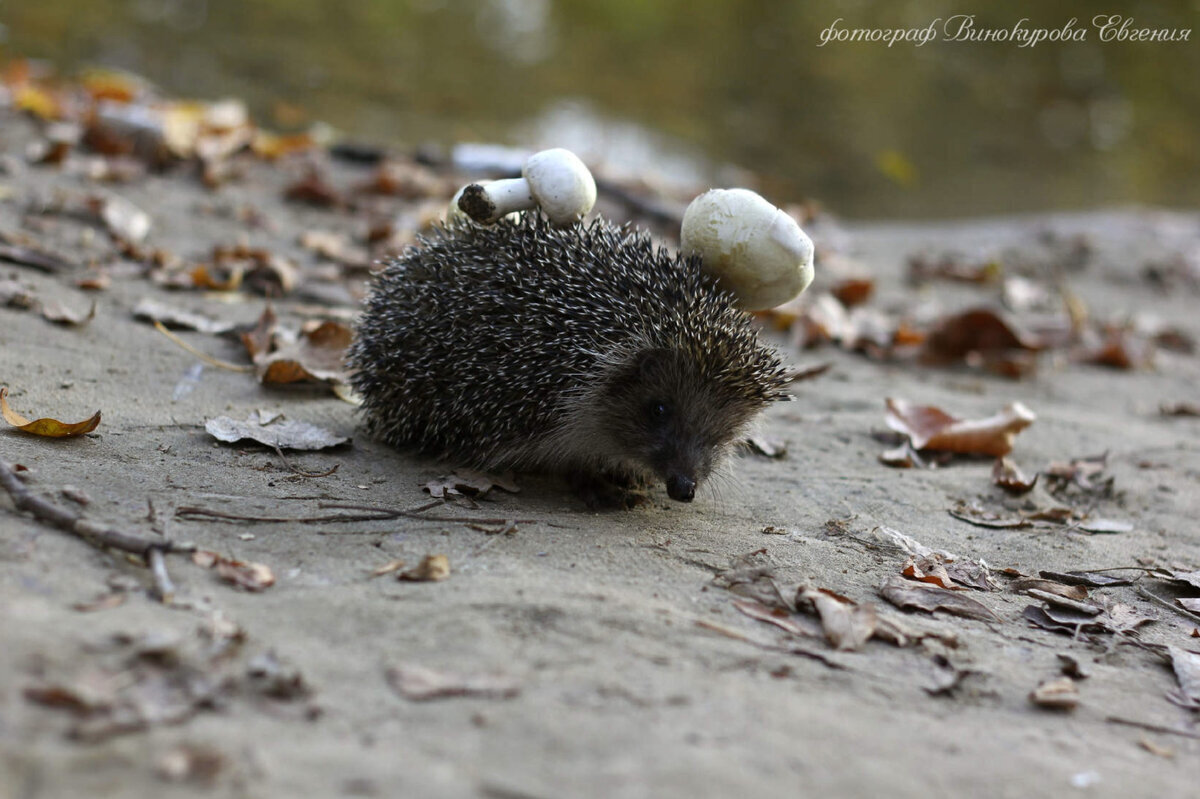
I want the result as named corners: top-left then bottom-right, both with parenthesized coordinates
top-left (633, 348), bottom-right (673, 380)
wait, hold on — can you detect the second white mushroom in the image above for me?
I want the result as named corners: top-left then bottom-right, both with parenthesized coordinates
top-left (456, 147), bottom-right (597, 226)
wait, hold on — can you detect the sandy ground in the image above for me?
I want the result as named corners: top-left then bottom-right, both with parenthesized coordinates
top-left (1, 108), bottom-right (1199, 798)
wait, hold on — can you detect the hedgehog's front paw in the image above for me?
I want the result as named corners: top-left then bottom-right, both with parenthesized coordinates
top-left (567, 471), bottom-right (648, 511)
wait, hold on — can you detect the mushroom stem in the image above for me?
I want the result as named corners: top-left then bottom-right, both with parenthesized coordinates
top-left (458, 178), bottom-right (535, 224)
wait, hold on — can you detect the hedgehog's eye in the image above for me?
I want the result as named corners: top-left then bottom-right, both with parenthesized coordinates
top-left (648, 401), bottom-right (669, 421)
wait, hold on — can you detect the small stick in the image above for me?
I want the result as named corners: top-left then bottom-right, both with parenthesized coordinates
top-left (153, 320), bottom-right (254, 373)
top-left (1137, 585), bottom-right (1200, 625)
top-left (1105, 716), bottom-right (1200, 740)
top-left (1, 460), bottom-right (187, 558)
top-left (147, 547), bottom-right (175, 603)
top-left (176, 506), bottom-right (396, 524)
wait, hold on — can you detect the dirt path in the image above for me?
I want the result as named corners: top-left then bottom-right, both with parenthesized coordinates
top-left (1, 107), bottom-right (1199, 798)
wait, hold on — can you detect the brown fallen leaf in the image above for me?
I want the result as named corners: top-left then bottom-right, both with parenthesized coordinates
top-left (192, 549), bottom-right (275, 592)
top-left (831, 277), bottom-right (874, 308)
top-left (423, 470), bottom-right (520, 499)
top-left (1043, 453), bottom-right (1109, 492)
top-left (1075, 326), bottom-right (1154, 370)
top-left (285, 169), bottom-right (342, 207)
top-left (732, 598), bottom-right (822, 638)
top-left (1057, 654), bottom-right (1091, 680)
top-left (1010, 578), bottom-right (1089, 602)
top-left (0, 234), bottom-right (75, 272)
top-left (902, 555), bottom-right (961, 591)
top-left (398, 554), bottom-right (450, 582)
top-left (385, 664), bottom-right (519, 701)
top-left (908, 253), bottom-right (1001, 285)
top-left (1026, 590), bottom-right (1102, 617)
top-left (921, 307), bottom-right (1043, 368)
top-left (1030, 677), bottom-right (1079, 710)
top-left (40, 299), bottom-right (96, 327)
top-left (299, 230), bottom-right (370, 269)
top-left (879, 576), bottom-right (1000, 622)
top-left (948, 502), bottom-right (1030, 529)
top-left (992, 457), bottom-right (1037, 494)
top-left (257, 320), bottom-right (352, 385)
top-left (1, 387), bottom-right (101, 437)
top-left (885, 398), bottom-right (1035, 457)
top-left (795, 587), bottom-right (878, 651)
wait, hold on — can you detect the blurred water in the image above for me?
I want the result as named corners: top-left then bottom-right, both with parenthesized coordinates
top-left (2, 0), bottom-right (1197, 219)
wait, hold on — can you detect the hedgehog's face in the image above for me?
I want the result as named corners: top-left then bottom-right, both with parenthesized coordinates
top-left (600, 348), bottom-right (766, 502)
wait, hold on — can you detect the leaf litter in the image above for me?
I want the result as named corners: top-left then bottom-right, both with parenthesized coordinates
top-left (1, 386), bottom-right (101, 437)
top-left (205, 410), bottom-right (349, 451)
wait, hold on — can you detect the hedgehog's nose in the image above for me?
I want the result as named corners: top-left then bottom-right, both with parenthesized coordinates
top-left (666, 474), bottom-right (696, 502)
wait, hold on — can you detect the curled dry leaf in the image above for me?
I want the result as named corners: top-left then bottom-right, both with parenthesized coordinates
top-left (398, 554), bottom-right (450, 582)
top-left (192, 549), bottom-right (275, 592)
top-left (732, 598), bottom-right (822, 638)
top-left (1035, 570), bottom-right (1132, 588)
top-left (796, 586), bottom-right (877, 651)
top-left (885, 398), bottom-right (1035, 457)
top-left (1010, 578), bottom-right (1089, 602)
top-left (0, 234), bottom-right (75, 273)
top-left (744, 434), bottom-right (787, 459)
top-left (0, 278), bottom-right (35, 308)
top-left (423, 470), bottom-right (520, 499)
top-left (369, 559), bottom-right (407, 578)
top-left (1075, 326), bottom-right (1154, 370)
top-left (921, 307), bottom-right (1042, 364)
top-left (257, 320), bottom-right (352, 385)
top-left (1030, 677), bottom-right (1079, 710)
top-left (385, 664), bottom-right (519, 701)
top-left (0, 387), bottom-right (101, 437)
top-left (878, 576), bottom-right (1000, 623)
top-left (831, 277), bottom-right (874, 308)
top-left (992, 457), bottom-right (1037, 494)
top-left (40, 299), bottom-right (96, 327)
top-left (205, 412), bottom-right (350, 451)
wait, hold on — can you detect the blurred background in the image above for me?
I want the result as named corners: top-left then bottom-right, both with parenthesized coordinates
top-left (1, 0), bottom-right (1197, 219)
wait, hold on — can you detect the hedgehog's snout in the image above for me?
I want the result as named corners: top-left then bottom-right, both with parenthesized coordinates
top-left (666, 473), bottom-right (696, 502)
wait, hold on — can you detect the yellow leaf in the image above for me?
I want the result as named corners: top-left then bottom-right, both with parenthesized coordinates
top-left (0, 387), bottom-right (101, 437)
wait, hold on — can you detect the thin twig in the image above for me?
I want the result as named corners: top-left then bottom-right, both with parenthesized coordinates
top-left (176, 506), bottom-right (395, 524)
top-left (1137, 585), bottom-right (1200, 625)
top-left (1105, 716), bottom-right (1200, 740)
top-left (153, 320), bottom-right (254, 373)
top-left (1, 460), bottom-right (188, 558)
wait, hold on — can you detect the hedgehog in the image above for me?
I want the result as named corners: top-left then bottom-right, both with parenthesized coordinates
top-left (347, 212), bottom-right (794, 504)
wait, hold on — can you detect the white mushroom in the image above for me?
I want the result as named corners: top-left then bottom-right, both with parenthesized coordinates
top-left (680, 188), bottom-right (814, 311)
top-left (457, 148), bottom-right (596, 226)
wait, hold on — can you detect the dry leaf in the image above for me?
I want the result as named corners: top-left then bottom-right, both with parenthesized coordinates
top-left (732, 599), bottom-right (821, 638)
top-left (422, 470), bottom-right (520, 499)
top-left (398, 554), bottom-right (450, 582)
top-left (0, 236), bottom-right (74, 272)
top-left (1077, 518), bottom-right (1133, 535)
top-left (1178, 598), bottom-right (1200, 613)
top-left (948, 502), bottom-right (1030, 529)
top-left (192, 549), bottom-right (275, 592)
top-left (205, 412), bottom-right (349, 451)
top-left (40, 299), bottom-right (96, 327)
top-left (1167, 647), bottom-right (1200, 707)
top-left (879, 576), bottom-right (1000, 622)
top-left (385, 664), bottom-right (519, 701)
top-left (0, 278), bottom-right (35, 308)
top-left (369, 559), bottom-right (407, 578)
top-left (992, 457), bottom-right (1037, 494)
top-left (1076, 326), bottom-right (1154, 370)
top-left (831, 277), bottom-right (874, 308)
top-left (902, 556), bottom-right (960, 590)
top-left (796, 587), bottom-right (877, 651)
top-left (0, 387), bottom-right (101, 437)
top-left (300, 230), bottom-right (370, 269)
top-left (132, 298), bottom-right (237, 334)
top-left (241, 303), bottom-right (277, 360)
top-left (1010, 578), bottom-right (1089, 601)
top-left (285, 170), bottom-right (342, 207)
top-left (96, 194), bottom-right (151, 244)
top-left (257, 321), bottom-right (351, 385)
top-left (1030, 677), bottom-right (1079, 710)
top-left (921, 307), bottom-right (1042, 368)
top-left (885, 398), bottom-right (1035, 457)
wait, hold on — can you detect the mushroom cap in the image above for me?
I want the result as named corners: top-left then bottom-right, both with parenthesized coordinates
top-left (521, 148), bottom-right (597, 226)
top-left (680, 188), bottom-right (814, 311)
